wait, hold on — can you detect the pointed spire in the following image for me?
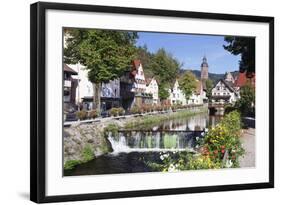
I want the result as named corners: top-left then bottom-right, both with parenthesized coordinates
top-left (201, 55), bottom-right (208, 67)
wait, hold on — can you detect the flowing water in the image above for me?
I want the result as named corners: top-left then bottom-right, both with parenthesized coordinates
top-left (64, 113), bottom-right (221, 176)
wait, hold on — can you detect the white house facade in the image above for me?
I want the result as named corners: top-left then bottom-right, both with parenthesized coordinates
top-left (188, 80), bottom-right (207, 105)
top-left (169, 80), bottom-right (187, 105)
top-left (211, 80), bottom-right (238, 104)
top-left (146, 78), bottom-right (159, 104)
top-left (131, 60), bottom-right (146, 93)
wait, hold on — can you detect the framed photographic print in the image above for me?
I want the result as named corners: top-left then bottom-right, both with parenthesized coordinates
top-left (30, 1), bottom-right (274, 203)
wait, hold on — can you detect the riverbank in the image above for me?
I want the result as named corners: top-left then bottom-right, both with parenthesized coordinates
top-left (63, 106), bottom-right (208, 170)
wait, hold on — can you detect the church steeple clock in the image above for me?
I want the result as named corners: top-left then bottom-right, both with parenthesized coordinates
top-left (201, 56), bottom-right (209, 80)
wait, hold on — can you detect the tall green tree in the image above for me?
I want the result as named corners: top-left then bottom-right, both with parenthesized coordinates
top-left (178, 71), bottom-right (197, 100)
top-left (223, 37), bottom-right (255, 75)
top-left (205, 79), bottom-right (214, 99)
top-left (151, 48), bottom-right (181, 85)
top-left (136, 45), bottom-right (155, 78)
top-left (64, 28), bottom-right (138, 111)
top-left (235, 83), bottom-right (255, 116)
top-left (136, 47), bottom-right (181, 101)
top-left (150, 49), bottom-right (181, 100)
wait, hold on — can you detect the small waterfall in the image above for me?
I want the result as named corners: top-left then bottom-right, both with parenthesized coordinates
top-left (108, 135), bottom-right (131, 153)
top-left (107, 131), bottom-right (197, 154)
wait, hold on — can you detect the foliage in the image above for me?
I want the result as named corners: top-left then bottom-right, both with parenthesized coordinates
top-left (235, 84), bottom-right (255, 116)
top-left (186, 154), bottom-right (222, 170)
top-left (130, 106), bottom-right (142, 114)
top-left (136, 45), bottom-right (155, 78)
top-left (81, 144), bottom-right (94, 162)
top-left (205, 79), bottom-right (214, 99)
top-left (88, 109), bottom-right (99, 119)
top-left (76, 110), bottom-right (88, 120)
top-left (104, 123), bottom-right (119, 136)
top-left (151, 48), bottom-right (181, 85)
top-left (224, 105), bottom-right (236, 114)
top-left (202, 111), bottom-right (244, 167)
top-left (109, 107), bottom-right (125, 116)
top-left (224, 36), bottom-right (255, 74)
top-left (178, 71), bottom-right (197, 99)
top-left (64, 160), bottom-right (81, 170)
top-left (158, 83), bottom-right (170, 100)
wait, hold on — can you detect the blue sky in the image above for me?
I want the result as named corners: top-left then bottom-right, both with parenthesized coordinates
top-left (136, 32), bottom-right (241, 74)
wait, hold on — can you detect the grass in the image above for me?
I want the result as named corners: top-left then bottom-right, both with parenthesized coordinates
top-left (64, 160), bottom-right (81, 170)
top-left (64, 143), bottom-right (95, 170)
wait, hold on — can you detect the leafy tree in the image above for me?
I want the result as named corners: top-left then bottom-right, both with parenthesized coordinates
top-left (178, 71), bottom-right (197, 99)
top-left (158, 83), bottom-right (170, 100)
top-left (223, 37), bottom-right (255, 75)
top-left (150, 49), bottom-right (181, 100)
top-left (136, 47), bottom-right (181, 101)
top-left (205, 79), bottom-right (214, 99)
top-left (64, 28), bottom-right (138, 111)
top-left (235, 83), bottom-right (255, 116)
top-left (151, 48), bottom-right (181, 85)
top-left (136, 45), bottom-right (156, 78)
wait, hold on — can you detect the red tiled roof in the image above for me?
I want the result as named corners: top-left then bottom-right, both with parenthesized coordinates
top-left (132, 60), bottom-right (141, 70)
top-left (64, 64), bottom-right (78, 75)
top-left (235, 71), bottom-right (255, 87)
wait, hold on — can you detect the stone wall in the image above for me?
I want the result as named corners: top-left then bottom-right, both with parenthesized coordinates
top-left (64, 121), bottom-right (114, 164)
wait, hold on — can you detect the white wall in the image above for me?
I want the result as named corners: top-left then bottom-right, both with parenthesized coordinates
top-left (0, 0), bottom-right (280, 205)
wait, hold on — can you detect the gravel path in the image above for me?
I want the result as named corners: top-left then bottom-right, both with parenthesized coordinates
top-left (239, 128), bottom-right (255, 168)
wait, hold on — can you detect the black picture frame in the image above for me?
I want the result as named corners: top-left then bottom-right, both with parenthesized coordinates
top-left (30, 1), bottom-right (274, 203)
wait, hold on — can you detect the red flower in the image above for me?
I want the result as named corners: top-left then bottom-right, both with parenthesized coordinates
top-left (221, 145), bottom-right (225, 149)
top-left (221, 149), bottom-right (225, 154)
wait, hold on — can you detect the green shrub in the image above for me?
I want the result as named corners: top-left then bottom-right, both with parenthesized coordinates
top-left (203, 111), bottom-right (244, 167)
top-left (104, 123), bottom-right (119, 136)
top-left (64, 160), bottom-right (81, 170)
top-left (186, 154), bottom-right (222, 170)
top-left (224, 105), bottom-right (236, 114)
top-left (130, 106), bottom-right (141, 114)
top-left (82, 144), bottom-right (94, 162)
top-left (109, 107), bottom-right (125, 116)
top-left (117, 107), bottom-right (125, 115)
top-left (76, 110), bottom-right (87, 120)
top-left (109, 108), bottom-right (119, 116)
top-left (88, 109), bottom-right (98, 119)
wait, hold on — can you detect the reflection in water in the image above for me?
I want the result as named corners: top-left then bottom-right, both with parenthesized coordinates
top-left (135, 113), bottom-right (222, 131)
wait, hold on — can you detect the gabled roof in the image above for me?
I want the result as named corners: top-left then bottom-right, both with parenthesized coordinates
top-left (215, 79), bottom-right (236, 93)
top-left (146, 77), bottom-right (159, 86)
top-left (64, 64), bottom-right (78, 75)
top-left (235, 71), bottom-right (255, 87)
top-left (130, 60), bottom-right (142, 78)
top-left (132, 60), bottom-right (141, 70)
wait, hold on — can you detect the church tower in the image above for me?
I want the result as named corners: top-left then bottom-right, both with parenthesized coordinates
top-left (201, 56), bottom-right (209, 80)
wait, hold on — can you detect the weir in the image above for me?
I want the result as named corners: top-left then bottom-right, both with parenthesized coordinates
top-left (107, 130), bottom-right (204, 154)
